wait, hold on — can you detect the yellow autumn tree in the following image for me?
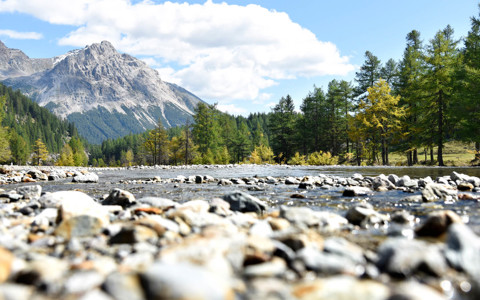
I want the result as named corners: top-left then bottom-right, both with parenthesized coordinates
top-left (353, 79), bottom-right (405, 165)
top-left (32, 138), bottom-right (49, 166)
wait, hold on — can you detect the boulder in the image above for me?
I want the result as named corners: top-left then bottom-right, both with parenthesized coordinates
top-left (421, 183), bottom-right (457, 202)
top-left (72, 172), bottom-right (99, 183)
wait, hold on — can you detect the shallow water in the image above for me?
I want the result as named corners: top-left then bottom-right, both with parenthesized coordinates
top-left (25, 165), bottom-right (479, 234)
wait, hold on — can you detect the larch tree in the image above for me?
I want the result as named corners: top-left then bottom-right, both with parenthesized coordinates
top-left (32, 138), bottom-right (48, 166)
top-left (353, 79), bottom-right (405, 165)
top-left (423, 25), bottom-right (460, 166)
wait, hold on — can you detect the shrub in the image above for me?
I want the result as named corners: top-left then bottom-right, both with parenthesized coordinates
top-left (306, 151), bottom-right (338, 165)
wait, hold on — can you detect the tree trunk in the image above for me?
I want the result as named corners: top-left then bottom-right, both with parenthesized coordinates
top-left (381, 137), bottom-right (386, 165)
top-left (413, 149), bottom-right (419, 164)
top-left (437, 91), bottom-right (445, 166)
top-left (386, 145), bottom-right (389, 165)
top-left (475, 142), bottom-right (480, 161)
top-left (430, 147), bottom-right (434, 164)
top-left (407, 151), bottom-right (412, 166)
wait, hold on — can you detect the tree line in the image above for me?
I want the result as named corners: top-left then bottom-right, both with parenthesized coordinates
top-left (0, 83), bottom-right (87, 166)
top-left (1, 7), bottom-right (480, 167)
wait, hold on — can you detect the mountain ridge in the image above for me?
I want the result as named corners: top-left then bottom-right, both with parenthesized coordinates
top-left (0, 40), bottom-right (204, 144)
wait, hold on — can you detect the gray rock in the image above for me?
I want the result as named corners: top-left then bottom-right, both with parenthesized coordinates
top-left (352, 173), bottom-right (364, 181)
top-left (445, 223), bottom-right (480, 282)
top-left (292, 276), bottom-right (389, 300)
top-left (72, 172), bottom-right (99, 183)
top-left (298, 181), bottom-right (315, 189)
top-left (249, 220), bottom-right (273, 237)
top-left (280, 206), bottom-right (321, 228)
top-left (0, 283), bottom-right (34, 300)
top-left (208, 198), bottom-right (232, 216)
top-left (296, 247), bottom-right (358, 275)
top-left (372, 176), bottom-right (394, 191)
top-left (376, 238), bottom-right (447, 278)
top-left (323, 237), bottom-right (366, 265)
top-left (54, 191), bottom-right (110, 239)
top-left (390, 281), bottom-right (448, 300)
top-left (102, 188), bottom-right (136, 208)
top-left (140, 262), bottom-right (234, 300)
top-left (64, 271), bottom-right (104, 294)
top-left (343, 186), bottom-right (372, 197)
top-left (137, 197), bottom-right (178, 209)
top-left (243, 257), bottom-right (286, 278)
top-left (418, 176), bottom-right (434, 188)
top-left (345, 202), bottom-right (386, 226)
top-left (285, 177), bottom-right (300, 185)
top-left (103, 273), bottom-right (144, 300)
top-left (195, 175), bottom-right (203, 183)
top-left (422, 183), bottom-right (457, 202)
top-left (16, 185), bottom-right (42, 200)
top-left (217, 179), bottom-right (233, 186)
top-left (222, 191), bottom-right (267, 214)
top-left (231, 178), bottom-right (245, 185)
top-left (415, 210), bottom-right (463, 238)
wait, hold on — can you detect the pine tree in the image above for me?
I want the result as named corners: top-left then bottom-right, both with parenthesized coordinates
top-left (268, 95), bottom-right (297, 162)
top-left (354, 51), bottom-right (382, 101)
top-left (423, 25), bottom-right (460, 166)
top-left (0, 95), bottom-right (11, 163)
top-left (456, 6), bottom-right (480, 162)
top-left (9, 130), bottom-right (28, 165)
top-left (192, 103), bottom-right (223, 162)
top-left (397, 30), bottom-right (426, 165)
top-left (299, 86), bottom-right (327, 154)
top-left (143, 120), bottom-right (169, 165)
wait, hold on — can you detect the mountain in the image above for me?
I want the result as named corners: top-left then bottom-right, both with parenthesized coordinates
top-left (0, 41), bottom-right (53, 79)
top-left (0, 41), bottom-right (204, 144)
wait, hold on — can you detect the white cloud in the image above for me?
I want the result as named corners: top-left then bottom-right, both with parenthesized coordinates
top-left (217, 103), bottom-right (248, 115)
top-left (0, 29), bottom-right (43, 40)
top-left (0, 0), bottom-right (355, 102)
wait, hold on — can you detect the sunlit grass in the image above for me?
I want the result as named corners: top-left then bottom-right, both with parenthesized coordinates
top-left (389, 141), bottom-right (476, 166)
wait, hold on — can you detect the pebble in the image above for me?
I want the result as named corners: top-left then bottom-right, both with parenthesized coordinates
top-left (0, 167), bottom-right (479, 299)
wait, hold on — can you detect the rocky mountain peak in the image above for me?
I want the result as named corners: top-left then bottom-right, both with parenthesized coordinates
top-left (0, 40), bottom-right (203, 143)
top-left (0, 40), bottom-right (52, 79)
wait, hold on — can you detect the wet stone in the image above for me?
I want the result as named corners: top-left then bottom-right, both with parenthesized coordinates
top-left (376, 237), bottom-right (447, 278)
top-left (343, 186), bottom-right (372, 197)
top-left (222, 191), bottom-right (267, 214)
top-left (102, 188), bottom-right (136, 208)
top-left (415, 210), bottom-right (463, 238)
top-left (422, 183), bottom-right (458, 202)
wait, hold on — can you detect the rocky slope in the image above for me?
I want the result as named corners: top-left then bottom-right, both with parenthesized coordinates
top-left (0, 41), bottom-right (203, 143)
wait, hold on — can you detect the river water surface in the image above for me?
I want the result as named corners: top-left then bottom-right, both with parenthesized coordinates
top-left (31, 165), bottom-right (480, 234)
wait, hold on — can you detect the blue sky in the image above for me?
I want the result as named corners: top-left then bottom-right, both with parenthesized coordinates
top-left (0, 0), bottom-right (477, 115)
